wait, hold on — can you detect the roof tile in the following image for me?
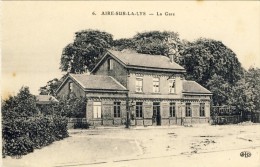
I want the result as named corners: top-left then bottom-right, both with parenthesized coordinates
top-left (108, 49), bottom-right (185, 71)
top-left (183, 80), bottom-right (212, 94)
top-left (70, 74), bottom-right (127, 91)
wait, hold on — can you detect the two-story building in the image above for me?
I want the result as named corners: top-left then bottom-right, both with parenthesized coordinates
top-left (56, 49), bottom-right (212, 126)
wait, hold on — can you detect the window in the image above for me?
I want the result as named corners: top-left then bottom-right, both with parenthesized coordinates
top-left (200, 103), bottom-right (205, 117)
top-left (135, 78), bottom-right (143, 92)
top-left (93, 102), bottom-right (102, 118)
top-left (69, 82), bottom-right (73, 92)
top-left (169, 79), bottom-right (175, 93)
top-left (108, 59), bottom-right (113, 70)
top-left (136, 102), bottom-right (143, 118)
top-left (185, 103), bottom-right (192, 117)
top-left (153, 78), bottom-right (160, 93)
top-left (114, 102), bottom-right (121, 117)
top-left (169, 102), bottom-right (176, 117)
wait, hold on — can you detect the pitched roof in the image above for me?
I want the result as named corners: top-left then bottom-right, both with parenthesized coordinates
top-left (36, 95), bottom-right (59, 104)
top-left (69, 74), bottom-right (127, 91)
top-left (92, 49), bottom-right (186, 73)
top-left (182, 80), bottom-right (212, 94)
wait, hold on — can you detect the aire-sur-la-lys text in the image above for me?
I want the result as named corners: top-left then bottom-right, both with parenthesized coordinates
top-left (98, 11), bottom-right (175, 16)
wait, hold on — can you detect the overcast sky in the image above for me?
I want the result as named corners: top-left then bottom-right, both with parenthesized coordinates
top-left (2, 1), bottom-right (260, 97)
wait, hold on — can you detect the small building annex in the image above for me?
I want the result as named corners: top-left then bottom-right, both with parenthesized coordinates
top-left (56, 49), bottom-right (212, 126)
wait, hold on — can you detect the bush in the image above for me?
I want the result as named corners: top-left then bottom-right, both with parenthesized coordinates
top-left (2, 87), bottom-right (68, 157)
top-left (56, 96), bottom-right (86, 118)
top-left (2, 115), bottom-right (68, 157)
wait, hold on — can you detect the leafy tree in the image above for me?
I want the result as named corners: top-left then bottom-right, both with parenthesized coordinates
top-left (2, 87), bottom-right (38, 118)
top-left (132, 31), bottom-right (182, 56)
top-left (39, 78), bottom-right (63, 96)
top-left (179, 38), bottom-right (244, 86)
top-left (245, 67), bottom-right (260, 112)
top-left (56, 96), bottom-right (86, 118)
top-left (60, 29), bottom-right (113, 73)
top-left (112, 38), bottom-right (135, 51)
top-left (206, 74), bottom-right (231, 106)
top-left (228, 79), bottom-right (255, 118)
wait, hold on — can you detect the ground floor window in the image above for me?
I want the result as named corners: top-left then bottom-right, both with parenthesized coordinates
top-left (93, 102), bottom-right (102, 118)
top-left (185, 103), bottom-right (192, 117)
top-left (169, 102), bottom-right (176, 117)
top-left (136, 102), bottom-right (143, 118)
top-left (114, 102), bottom-right (121, 118)
top-left (200, 103), bottom-right (205, 117)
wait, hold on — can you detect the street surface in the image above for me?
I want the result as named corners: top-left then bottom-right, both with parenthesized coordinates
top-left (3, 123), bottom-right (260, 167)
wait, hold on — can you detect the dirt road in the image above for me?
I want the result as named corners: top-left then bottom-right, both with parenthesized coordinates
top-left (3, 123), bottom-right (260, 167)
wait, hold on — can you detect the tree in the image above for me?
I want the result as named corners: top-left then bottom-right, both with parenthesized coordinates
top-left (245, 67), bottom-right (260, 112)
top-left (206, 74), bottom-right (231, 106)
top-left (39, 78), bottom-right (63, 96)
top-left (60, 29), bottom-right (113, 73)
top-left (177, 38), bottom-right (244, 106)
top-left (56, 96), bottom-right (86, 118)
top-left (228, 79), bottom-right (255, 118)
top-left (133, 31), bottom-right (182, 56)
top-left (2, 87), bottom-right (38, 118)
top-left (179, 38), bottom-right (244, 86)
top-left (112, 31), bottom-right (182, 57)
top-left (112, 38), bottom-right (135, 51)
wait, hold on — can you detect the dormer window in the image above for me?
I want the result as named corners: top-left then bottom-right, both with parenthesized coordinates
top-left (169, 79), bottom-right (176, 93)
top-left (108, 59), bottom-right (113, 70)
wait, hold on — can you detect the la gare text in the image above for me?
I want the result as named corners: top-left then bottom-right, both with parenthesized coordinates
top-left (99, 11), bottom-right (175, 16)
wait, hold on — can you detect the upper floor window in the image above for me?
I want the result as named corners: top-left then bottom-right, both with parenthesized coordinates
top-left (135, 77), bottom-right (143, 92)
top-left (69, 82), bottom-right (73, 92)
top-left (108, 59), bottom-right (113, 70)
top-left (185, 103), bottom-right (192, 117)
top-left (93, 102), bottom-right (102, 118)
top-left (200, 103), bottom-right (205, 117)
top-left (114, 102), bottom-right (121, 118)
top-left (169, 102), bottom-right (176, 117)
top-left (136, 102), bottom-right (143, 118)
top-left (169, 79), bottom-right (175, 93)
top-left (153, 78), bottom-right (160, 93)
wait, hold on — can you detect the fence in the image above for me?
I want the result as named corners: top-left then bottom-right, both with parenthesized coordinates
top-left (211, 115), bottom-right (242, 125)
top-left (249, 113), bottom-right (260, 123)
top-left (67, 118), bottom-right (89, 129)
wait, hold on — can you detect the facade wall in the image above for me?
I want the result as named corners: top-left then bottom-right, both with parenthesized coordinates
top-left (86, 96), bottom-right (127, 126)
top-left (129, 99), bottom-right (210, 126)
top-left (56, 78), bottom-right (85, 99)
top-left (93, 57), bottom-right (128, 88)
top-left (128, 70), bottom-right (183, 98)
top-left (85, 93), bottom-right (210, 126)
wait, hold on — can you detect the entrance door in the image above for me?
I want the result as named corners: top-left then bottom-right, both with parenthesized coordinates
top-left (153, 102), bottom-right (161, 125)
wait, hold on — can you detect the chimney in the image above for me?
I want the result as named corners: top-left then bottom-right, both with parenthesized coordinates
top-left (169, 53), bottom-right (174, 63)
top-left (169, 47), bottom-right (176, 63)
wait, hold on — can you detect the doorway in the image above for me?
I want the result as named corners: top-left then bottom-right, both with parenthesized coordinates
top-left (153, 102), bottom-right (161, 125)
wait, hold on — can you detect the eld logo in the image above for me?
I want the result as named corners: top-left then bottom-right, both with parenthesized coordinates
top-left (240, 151), bottom-right (251, 158)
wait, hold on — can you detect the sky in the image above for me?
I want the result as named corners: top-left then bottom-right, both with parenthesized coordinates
top-left (1, 1), bottom-right (260, 98)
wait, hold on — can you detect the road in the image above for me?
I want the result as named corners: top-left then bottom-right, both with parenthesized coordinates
top-left (2, 124), bottom-right (260, 167)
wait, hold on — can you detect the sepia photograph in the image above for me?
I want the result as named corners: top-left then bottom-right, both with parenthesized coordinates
top-left (1, 1), bottom-right (260, 167)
